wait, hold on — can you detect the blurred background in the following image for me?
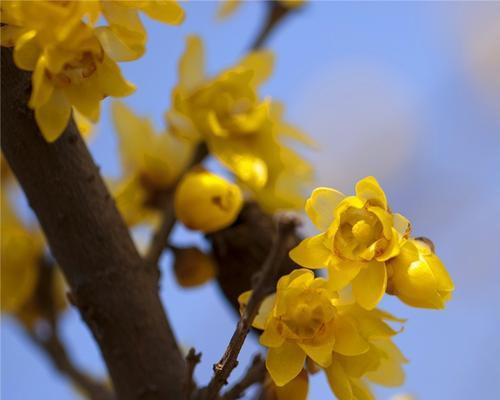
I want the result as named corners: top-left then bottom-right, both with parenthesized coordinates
top-left (2, 1), bottom-right (500, 399)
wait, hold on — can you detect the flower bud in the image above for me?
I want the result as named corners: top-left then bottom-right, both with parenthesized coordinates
top-left (174, 170), bottom-right (243, 233)
top-left (172, 246), bottom-right (217, 288)
top-left (387, 239), bottom-right (454, 309)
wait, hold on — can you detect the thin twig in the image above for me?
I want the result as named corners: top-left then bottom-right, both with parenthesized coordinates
top-left (251, 0), bottom-right (302, 50)
top-left (203, 216), bottom-right (298, 400)
top-left (145, 143), bottom-right (208, 266)
top-left (185, 348), bottom-right (202, 399)
top-left (27, 328), bottom-right (114, 400)
top-left (222, 354), bottom-right (267, 400)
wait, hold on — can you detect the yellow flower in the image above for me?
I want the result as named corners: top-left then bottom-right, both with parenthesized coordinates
top-left (217, 0), bottom-right (305, 20)
top-left (1, 0), bottom-right (184, 142)
top-left (387, 239), bottom-right (454, 309)
top-left (239, 269), bottom-right (369, 386)
top-left (174, 170), bottom-right (243, 233)
top-left (0, 193), bottom-right (42, 315)
top-left (166, 35), bottom-right (314, 212)
top-left (172, 246), bottom-right (217, 288)
top-left (111, 102), bottom-right (192, 227)
top-left (290, 177), bottom-right (411, 310)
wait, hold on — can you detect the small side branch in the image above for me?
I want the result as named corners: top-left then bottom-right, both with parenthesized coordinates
top-left (145, 143), bottom-right (208, 267)
top-left (27, 327), bottom-right (113, 400)
top-left (203, 216), bottom-right (298, 400)
top-left (221, 354), bottom-right (266, 400)
top-left (184, 348), bottom-right (202, 400)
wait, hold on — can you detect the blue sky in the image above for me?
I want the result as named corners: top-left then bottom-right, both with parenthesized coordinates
top-left (2, 1), bottom-right (500, 399)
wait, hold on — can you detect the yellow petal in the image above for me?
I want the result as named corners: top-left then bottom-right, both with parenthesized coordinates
top-left (368, 206), bottom-right (392, 240)
top-left (289, 233), bottom-right (331, 269)
top-left (179, 35), bottom-right (205, 92)
top-left (239, 50), bottom-right (274, 87)
top-left (355, 176), bottom-right (387, 209)
top-left (97, 55), bottom-right (136, 97)
top-left (325, 359), bottom-right (353, 400)
top-left (305, 187), bottom-right (345, 231)
top-left (350, 378), bottom-right (375, 400)
top-left (366, 340), bottom-right (407, 387)
top-left (327, 261), bottom-right (362, 291)
top-left (267, 342), bottom-right (306, 387)
top-left (298, 335), bottom-right (335, 368)
top-left (393, 213), bottom-right (411, 239)
top-left (13, 30), bottom-right (40, 71)
top-left (352, 261), bottom-right (387, 310)
top-left (254, 294), bottom-right (276, 329)
top-left (260, 319), bottom-right (285, 348)
top-left (1, 26), bottom-right (28, 47)
top-left (95, 26), bottom-right (145, 62)
top-left (35, 89), bottom-right (72, 142)
top-left (29, 56), bottom-right (54, 109)
top-left (274, 369), bottom-right (309, 400)
top-left (333, 315), bottom-right (369, 356)
top-left (217, 0), bottom-right (241, 20)
top-left (140, 0), bottom-right (185, 25)
top-left (64, 80), bottom-right (101, 122)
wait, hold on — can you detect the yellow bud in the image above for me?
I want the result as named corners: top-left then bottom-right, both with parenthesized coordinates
top-left (172, 246), bottom-right (217, 288)
top-left (174, 170), bottom-right (243, 233)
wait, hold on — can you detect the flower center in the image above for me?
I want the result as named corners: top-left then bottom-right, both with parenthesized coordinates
top-left (351, 220), bottom-right (373, 243)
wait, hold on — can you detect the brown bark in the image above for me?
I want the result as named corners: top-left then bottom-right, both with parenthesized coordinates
top-left (1, 48), bottom-right (185, 400)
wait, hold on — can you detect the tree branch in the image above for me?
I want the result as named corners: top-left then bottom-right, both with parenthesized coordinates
top-left (1, 47), bottom-right (185, 400)
top-left (221, 354), bottom-right (266, 400)
top-left (203, 216), bottom-right (298, 400)
top-left (184, 348), bottom-right (202, 400)
top-left (251, 0), bottom-right (301, 50)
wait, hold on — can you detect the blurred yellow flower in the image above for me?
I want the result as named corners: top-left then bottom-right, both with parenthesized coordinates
top-left (167, 35), bottom-right (314, 212)
top-left (111, 101), bottom-right (191, 227)
top-left (387, 239), bottom-right (454, 309)
top-left (217, 0), bottom-right (305, 20)
top-left (0, 194), bottom-right (42, 315)
top-left (174, 170), bottom-right (243, 233)
top-left (1, 0), bottom-right (184, 141)
top-left (263, 369), bottom-right (309, 400)
top-left (290, 176), bottom-right (411, 310)
top-left (172, 246), bottom-right (217, 288)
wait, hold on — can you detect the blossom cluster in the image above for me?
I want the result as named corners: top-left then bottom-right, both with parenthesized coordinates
top-left (0, 0), bottom-right (184, 141)
top-left (240, 176), bottom-right (454, 399)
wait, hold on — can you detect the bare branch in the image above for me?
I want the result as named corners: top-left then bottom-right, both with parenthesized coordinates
top-left (251, 0), bottom-right (303, 50)
top-left (184, 348), bottom-right (202, 400)
top-left (145, 143), bottom-right (208, 267)
top-left (222, 354), bottom-right (267, 400)
top-left (203, 216), bottom-right (298, 400)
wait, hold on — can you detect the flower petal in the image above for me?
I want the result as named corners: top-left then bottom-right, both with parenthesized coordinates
top-left (352, 261), bottom-right (387, 310)
top-left (305, 187), bottom-right (345, 231)
top-left (333, 315), bottom-right (369, 356)
top-left (140, 1), bottom-right (185, 25)
top-left (289, 233), bottom-right (331, 269)
top-left (13, 30), bottom-right (40, 71)
top-left (34, 89), bottom-right (71, 142)
top-left (327, 261), bottom-right (362, 291)
top-left (179, 35), bottom-right (205, 92)
top-left (325, 359), bottom-right (353, 400)
top-left (298, 335), bottom-right (335, 368)
top-left (355, 176), bottom-right (387, 209)
top-left (267, 342), bottom-right (306, 387)
top-left (260, 319), bottom-right (285, 348)
top-left (239, 50), bottom-right (274, 87)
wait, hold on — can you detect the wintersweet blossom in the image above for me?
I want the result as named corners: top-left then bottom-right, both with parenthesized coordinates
top-left (172, 246), bottom-right (217, 288)
top-left (239, 268), bottom-right (408, 398)
top-left (387, 239), bottom-right (454, 309)
top-left (174, 170), bottom-right (243, 233)
top-left (167, 35), bottom-right (314, 212)
top-left (0, 0), bottom-right (183, 141)
top-left (111, 102), bottom-right (191, 226)
top-left (290, 177), bottom-right (411, 309)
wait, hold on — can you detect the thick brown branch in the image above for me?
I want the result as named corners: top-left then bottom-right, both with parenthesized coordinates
top-left (221, 354), bottom-right (266, 400)
top-left (1, 48), bottom-right (185, 400)
top-left (203, 216), bottom-right (298, 400)
top-left (145, 143), bottom-right (208, 267)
